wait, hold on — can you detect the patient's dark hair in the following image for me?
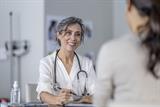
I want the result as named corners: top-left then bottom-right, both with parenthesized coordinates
top-left (56, 16), bottom-right (85, 46)
top-left (131, 0), bottom-right (160, 78)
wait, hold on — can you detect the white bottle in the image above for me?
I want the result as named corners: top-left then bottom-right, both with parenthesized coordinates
top-left (0, 100), bottom-right (8, 107)
top-left (10, 81), bottom-right (21, 105)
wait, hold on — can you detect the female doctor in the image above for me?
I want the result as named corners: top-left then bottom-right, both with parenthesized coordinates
top-left (36, 17), bottom-right (96, 105)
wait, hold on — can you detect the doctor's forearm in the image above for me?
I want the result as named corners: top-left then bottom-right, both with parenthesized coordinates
top-left (40, 92), bottom-right (60, 105)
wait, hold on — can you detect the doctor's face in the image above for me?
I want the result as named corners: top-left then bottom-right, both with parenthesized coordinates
top-left (57, 23), bottom-right (82, 52)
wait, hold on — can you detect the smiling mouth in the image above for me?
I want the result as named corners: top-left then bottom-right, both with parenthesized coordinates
top-left (68, 42), bottom-right (76, 46)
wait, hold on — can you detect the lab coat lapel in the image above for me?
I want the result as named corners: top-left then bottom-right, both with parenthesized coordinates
top-left (70, 54), bottom-right (79, 82)
top-left (57, 57), bottom-right (70, 81)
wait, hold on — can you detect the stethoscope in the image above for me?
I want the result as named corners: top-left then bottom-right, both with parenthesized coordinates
top-left (52, 49), bottom-right (89, 96)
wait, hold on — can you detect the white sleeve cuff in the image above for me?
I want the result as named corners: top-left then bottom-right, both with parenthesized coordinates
top-left (36, 82), bottom-right (53, 100)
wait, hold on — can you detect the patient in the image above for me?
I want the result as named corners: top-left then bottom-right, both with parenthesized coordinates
top-left (94, 0), bottom-right (160, 106)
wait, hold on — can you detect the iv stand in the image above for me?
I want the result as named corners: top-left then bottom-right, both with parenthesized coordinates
top-left (9, 12), bottom-right (14, 89)
top-left (8, 12), bottom-right (30, 91)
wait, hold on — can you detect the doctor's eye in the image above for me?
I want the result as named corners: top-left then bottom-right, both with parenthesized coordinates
top-left (74, 32), bottom-right (81, 37)
top-left (65, 30), bottom-right (72, 36)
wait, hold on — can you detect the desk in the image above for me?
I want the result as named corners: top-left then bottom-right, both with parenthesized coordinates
top-left (48, 104), bottom-right (94, 107)
top-left (65, 104), bottom-right (94, 107)
top-left (7, 103), bottom-right (94, 107)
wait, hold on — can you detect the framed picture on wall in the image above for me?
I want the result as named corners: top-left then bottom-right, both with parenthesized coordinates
top-left (46, 16), bottom-right (65, 55)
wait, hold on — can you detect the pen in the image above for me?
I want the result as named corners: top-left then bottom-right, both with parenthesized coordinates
top-left (70, 91), bottom-right (77, 96)
top-left (58, 87), bottom-right (77, 96)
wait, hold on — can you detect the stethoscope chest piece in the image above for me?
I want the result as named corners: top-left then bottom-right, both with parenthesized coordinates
top-left (53, 82), bottom-right (61, 91)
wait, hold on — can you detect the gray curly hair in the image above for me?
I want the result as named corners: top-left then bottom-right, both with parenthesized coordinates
top-left (56, 16), bottom-right (85, 46)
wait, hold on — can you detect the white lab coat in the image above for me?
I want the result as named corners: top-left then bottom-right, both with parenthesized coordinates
top-left (36, 51), bottom-right (96, 99)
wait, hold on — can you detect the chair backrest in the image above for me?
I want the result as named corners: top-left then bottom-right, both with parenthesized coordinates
top-left (25, 83), bottom-right (39, 103)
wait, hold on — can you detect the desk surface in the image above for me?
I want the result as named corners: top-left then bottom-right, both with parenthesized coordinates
top-left (65, 103), bottom-right (94, 107)
top-left (23, 103), bottom-right (94, 107)
top-left (47, 104), bottom-right (94, 107)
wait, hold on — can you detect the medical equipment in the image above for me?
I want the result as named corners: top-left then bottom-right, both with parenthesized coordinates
top-left (52, 49), bottom-right (89, 96)
top-left (7, 12), bottom-right (30, 89)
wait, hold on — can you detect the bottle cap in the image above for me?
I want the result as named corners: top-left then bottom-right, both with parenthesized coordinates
top-left (13, 81), bottom-right (18, 88)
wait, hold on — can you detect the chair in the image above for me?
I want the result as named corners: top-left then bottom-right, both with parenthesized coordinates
top-left (25, 83), bottom-right (39, 103)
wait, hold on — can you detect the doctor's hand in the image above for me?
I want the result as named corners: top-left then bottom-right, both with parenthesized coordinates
top-left (77, 95), bottom-right (92, 104)
top-left (40, 90), bottom-right (72, 106)
top-left (56, 88), bottom-right (72, 105)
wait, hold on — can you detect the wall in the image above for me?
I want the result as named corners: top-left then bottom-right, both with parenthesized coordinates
top-left (0, 0), bottom-right (44, 102)
top-left (45, 0), bottom-right (113, 59)
top-left (113, 0), bottom-right (130, 37)
top-left (0, 5), bottom-right (11, 98)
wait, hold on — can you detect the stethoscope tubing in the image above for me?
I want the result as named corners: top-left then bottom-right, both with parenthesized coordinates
top-left (53, 49), bottom-right (88, 95)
